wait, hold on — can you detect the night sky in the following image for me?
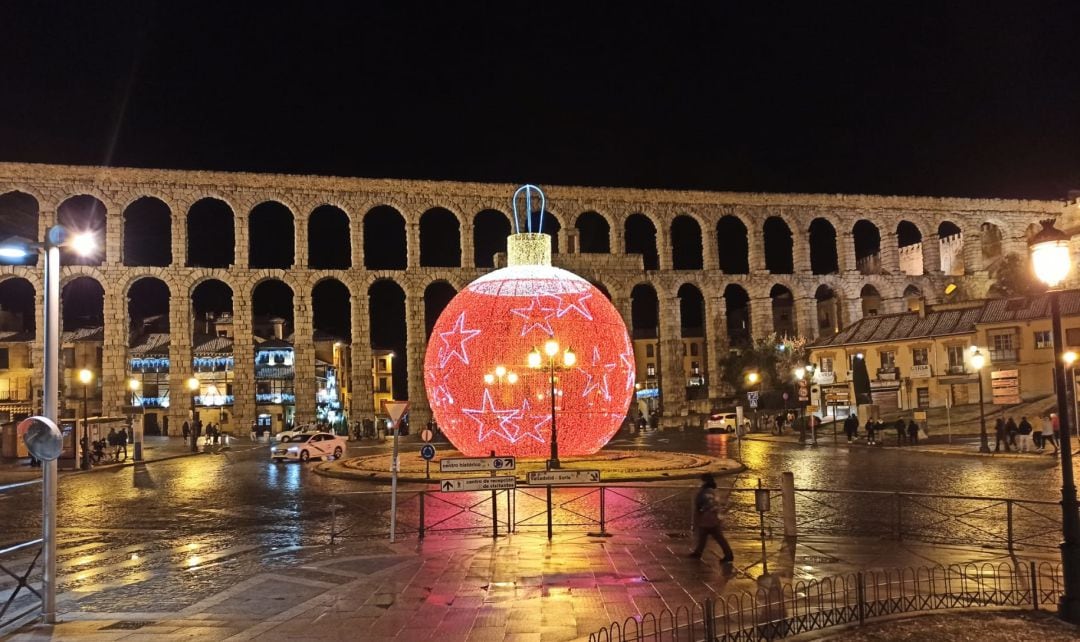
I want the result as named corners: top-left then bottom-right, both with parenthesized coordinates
top-left (3, 3), bottom-right (1080, 399)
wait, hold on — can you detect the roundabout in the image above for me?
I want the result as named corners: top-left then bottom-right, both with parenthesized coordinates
top-left (314, 448), bottom-right (742, 483)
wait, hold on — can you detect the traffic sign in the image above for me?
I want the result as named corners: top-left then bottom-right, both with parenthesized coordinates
top-left (420, 444), bottom-right (436, 461)
top-left (526, 469), bottom-right (600, 485)
top-left (747, 391), bottom-right (759, 408)
top-left (440, 457), bottom-right (516, 472)
top-left (383, 400), bottom-right (410, 427)
top-left (420, 429), bottom-right (433, 442)
top-left (440, 476), bottom-right (516, 492)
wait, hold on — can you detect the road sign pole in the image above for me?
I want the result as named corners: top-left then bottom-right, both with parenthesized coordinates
top-left (390, 424), bottom-right (399, 543)
top-left (426, 459), bottom-right (430, 480)
top-left (546, 485), bottom-right (553, 540)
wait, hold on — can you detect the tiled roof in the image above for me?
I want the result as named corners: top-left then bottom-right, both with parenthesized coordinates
top-left (61, 326), bottom-right (104, 343)
top-left (979, 290), bottom-right (1080, 324)
top-left (129, 332), bottom-right (170, 355)
top-left (0, 330), bottom-right (33, 343)
top-left (812, 306), bottom-right (982, 348)
top-left (256, 338), bottom-right (293, 350)
top-left (193, 335), bottom-right (233, 355)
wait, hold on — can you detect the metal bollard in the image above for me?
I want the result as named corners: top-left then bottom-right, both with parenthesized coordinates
top-left (330, 499), bottom-right (338, 545)
top-left (895, 492), bottom-right (903, 540)
top-left (1030, 560), bottom-right (1039, 610)
top-left (600, 486), bottom-right (607, 535)
top-left (856, 571), bottom-right (866, 625)
top-left (419, 491), bottom-right (426, 540)
top-left (1006, 499), bottom-right (1014, 552)
top-left (546, 485), bottom-right (553, 540)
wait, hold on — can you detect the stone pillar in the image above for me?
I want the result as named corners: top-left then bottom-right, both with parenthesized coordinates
top-left (657, 221), bottom-right (672, 271)
top-left (292, 293), bottom-right (316, 424)
top-left (405, 290), bottom-right (431, 429)
top-left (658, 295), bottom-right (686, 423)
top-left (882, 297), bottom-right (906, 314)
top-left (748, 227), bottom-right (767, 273)
top-left (172, 204), bottom-right (187, 267)
top-left (751, 296), bottom-right (774, 338)
top-left (881, 232), bottom-right (900, 274)
top-left (407, 222), bottom-right (420, 268)
top-left (844, 299), bottom-right (863, 327)
top-left (350, 293), bottom-right (374, 422)
top-left (234, 215), bottom-right (249, 268)
top-left (232, 297), bottom-right (256, 431)
top-left (556, 227), bottom-right (568, 256)
top-left (168, 296), bottom-right (193, 436)
top-left (840, 232), bottom-right (857, 273)
top-left (460, 218), bottom-right (475, 269)
top-left (962, 229), bottom-right (983, 274)
top-left (705, 296), bottom-right (727, 402)
top-left (795, 296), bottom-right (818, 341)
top-left (922, 234), bottom-right (942, 274)
top-left (105, 208), bottom-right (121, 267)
top-left (610, 222), bottom-right (625, 258)
top-left (351, 209), bottom-right (365, 269)
top-left (101, 281), bottom-right (126, 416)
top-left (793, 238), bottom-right (811, 274)
top-left (703, 226), bottom-right (719, 271)
top-left (294, 214), bottom-right (308, 269)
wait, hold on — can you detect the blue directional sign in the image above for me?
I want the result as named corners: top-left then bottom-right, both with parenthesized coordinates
top-left (420, 444), bottom-right (436, 461)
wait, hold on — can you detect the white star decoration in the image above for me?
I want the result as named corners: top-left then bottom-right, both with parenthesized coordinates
top-left (619, 336), bottom-right (636, 391)
top-left (510, 295), bottom-right (559, 337)
top-left (437, 312), bottom-right (481, 368)
top-left (581, 346), bottom-right (616, 401)
top-left (463, 389), bottom-right (521, 443)
top-left (514, 398), bottom-right (547, 443)
top-left (557, 292), bottom-right (593, 320)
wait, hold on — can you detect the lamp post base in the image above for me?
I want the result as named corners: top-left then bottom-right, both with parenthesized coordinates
top-left (548, 458), bottom-right (561, 470)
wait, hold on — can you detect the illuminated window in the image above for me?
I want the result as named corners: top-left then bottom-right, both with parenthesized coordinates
top-left (912, 348), bottom-right (928, 366)
top-left (1034, 331), bottom-right (1052, 349)
top-left (820, 357), bottom-right (834, 373)
top-left (646, 364), bottom-right (656, 377)
top-left (879, 351), bottom-right (895, 369)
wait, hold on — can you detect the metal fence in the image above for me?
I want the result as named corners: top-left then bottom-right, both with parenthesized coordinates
top-left (327, 483), bottom-right (1068, 553)
top-left (0, 480), bottom-right (43, 633)
top-left (588, 560), bottom-right (1065, 641)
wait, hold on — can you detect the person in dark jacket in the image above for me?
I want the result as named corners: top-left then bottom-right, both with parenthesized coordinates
top-left (1017, 416), bottom-right (1033, 453)
top-left (863, 418), bottom-right (875, 445)
top-left (688, 473), bottom-right (734, 562)
top-left (994, 417), bottom-right (1010, 452)
top-left (894, 418), bottom-right (906, 446)
top-left (117, 426), bottom-right (128, 461)
top-left (1005, 417), bottom-right (1018, 448)
top-left (844, 414), bottom-right (858, 443)
top-left (907, 419), bottom-right (920, 445)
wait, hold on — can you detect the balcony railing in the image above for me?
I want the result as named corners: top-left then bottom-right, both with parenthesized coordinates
top-left (256, 393), bottom-right (295, 405)
top-left (195, 394), bottom-right (234, 406)
top-left (876, 367), bottom-right (899, 381)
top-left (990, 348), bottom-right (1018, 362)
top-left (946, 364), bottom-right (967, 375)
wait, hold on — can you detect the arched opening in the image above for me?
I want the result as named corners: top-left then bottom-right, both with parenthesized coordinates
top-left (249, 201), bottom-right (294, 269)
top-left (763, 217), bottom-right (794, 274)
top-left (369, 280), bottom-right (407, 400)
top-left (123, 197), bottom-right (171, 267)
top-left (815, 285), bottom-right (840, 334)
top-left (938, 221), bottom-right (964, 275)
top-left (678, 284), bottom-right (706, 395)
top-left (896, 220), bottom-right (923, 276)
top-left (191, 280), bottom-right (234, 334)
top-left (61, 276), bottom-right (104, 419)
top-left (252, 279), bottom-right (295, 431)
top-left (252, 280), bottom-right (294, 339)
top-left (903, 284), bottom-right (924, 313)
top-left (312, 279), bottom-right (352, 340)
top-left (630, 284), bottom-right (659, 397)
top-left (187, 198), bottom-right (235, 267)
top-left (0, 191), bottom-right (39, 266)
top-left (852, 220), bottom-right (881, 275)
top-left (127, 277), bottom-right (171, 335)
top-left (308, 205), bottom-right (351, 270)
top-left (419, 208), bottom-right (461, 267)
top-left (716, 216), bottom-right (749, 274)
top-left (57, 195), bottom-right (106, 266)
top-left (770, 284), bottom-right (795, 337)
top-left (127, 277), bottom-right (171, 432)
top-left (0, 278), bottom-right (36, 334)
top-left (312, 279), bottom-right (352, 427)
top-left (62, 276), bottom-right (105, 330)
top-left (590, 281), bottom-right (612, 300)
top-left (981, 222), bottom-right (1004, 266)
top-left (576, 212), bottom-right (610, 253)
top-left (671, 215), bottom-right (703, 270)
top-left (473, 210), bottom-right (510, 268)
top-left (190, 279), bottom-right (235, 434)
top-left (723, 284), bottom-right (750, 346)
top-left (808, 218), bottom-right (838, 275)
top-left (860, 284), bottom-right (882, 317)
top-left (364, 206), bottom-right (407, 269)
top-left (424, 281), bottom-right (458, 338)
top-left (625, 213), bottom-right (659, 270)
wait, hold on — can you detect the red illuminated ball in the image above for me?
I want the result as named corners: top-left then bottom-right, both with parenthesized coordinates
top-left (425, 264), bottom-right (635, 458)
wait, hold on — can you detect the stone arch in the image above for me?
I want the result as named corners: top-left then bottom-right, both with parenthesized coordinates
top-left (252, 279), bottom-right (295, 339)
top-left (625, 213), bottom-right (659, 270)
top-left (814, 285), bottom-right (841, 335)
top-left (852, 220), bottom-right (881, 275)
top-left (763, 216), bottom-right (794, 274)
top-left (420, 207), bottom-right (462, 267)
top-left (369, 278), bottom-right (407, 400)
top-left (0, 191), bottom-right (39, 266)
top-left (121, 197), bottom-right (172, 267)
top-left (808, 218), bottom-right (838, 274)
top-left (127, 277), bottom-right (171, 340)
top-left (589, 280), bottom-right (613, 300)
top-left (473, 209), bottom-right (511, 268)
top-left (312, 277), bottom-right (352, 341)
top-left (716, 215), bottom-right (749, 274)
top-left (980, 221), bottom-right (1004, 266)
top-left (191, 278), bottom-right (234, 344)
top-left (249, 201), bottom-right (295, 269)
top-left (57, 195), bottom-right (107, 266)
top-left (902, 283), bottom-right (924, 313)
top-left (576, 211), bottom-right (611, 253)
top-left (770, 284), bottom-right (795, 337)
top-left (723, 284), bottom-right (751, 346)
top-left (308, 205), bottom-right (351, 270)
top-left (424, 280), bottom-right (458, 337)
top-left (525, 209), bottom-right (562, 253)
top-left (677, 283), bottom-right (705, 392)
top-left (187, 198), bottom-right (235, 268)
top-left (0, 277), bottom-right (36, 334)
top-left (630, 283), bottom-right (659, 334)
top-left (938, 220), bottom-right (964, 275)
top-left (364, 205), bottom-right (407, 269)
top-left (896, 220), bottom-right (924, 276)
top-left (61, 275), bottom-right (105, 330)
top-left (860, 284), bottom-right (882, 317)
top-left (670, 215), bottom-right (703, 270)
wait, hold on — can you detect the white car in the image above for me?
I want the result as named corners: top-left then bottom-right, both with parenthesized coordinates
top-left (705, 412), bottom-right (738, 433)
top-left (274, 424), bottom-right (319, 442)
top-left (271, 432), bottom-right (347, 462)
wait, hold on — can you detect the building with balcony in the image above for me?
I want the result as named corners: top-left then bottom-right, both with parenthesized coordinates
top-left (0, 330), bottom-right (35, 422)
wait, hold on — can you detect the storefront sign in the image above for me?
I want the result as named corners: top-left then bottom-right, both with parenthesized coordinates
top-left (909, 364), bottom-right (931, 378)
top-left (991, 369), bottom-right (1020, 405)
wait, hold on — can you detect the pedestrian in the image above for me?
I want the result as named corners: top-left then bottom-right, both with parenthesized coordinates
top-left (117, 425), bottom-right (128, 461)
top-left (250, 421), bottom-right (258, 442)
top-left (1017, 416), bottom-right (1033, 453)
top-left (994, 417), bottom-right (1010, 452)
top-left (774, 414), bottom-right (784, 435)
top-left (1044, 414), bottom-right (1060, 454)
top-left (182, 421), bottom-right (190, 441)
top-left (844, 414), bottom-right (858, 443)
top-left (865, 418), bottom-right (876, 445)
top-left (688, 473), bottom-right (734, 562)
top-left (107, 427), bottom-right (119, 461)
top-left (1005, 417), bottom-right (1018, 448)
top-left (1032, 416), bottom-right (1044, 452)
top-left (894, 417), bottom-right (906, 446)
top-left (907, 419), bottom-right (919, 445)
top-left (212, 424), bottom-right (220, 445)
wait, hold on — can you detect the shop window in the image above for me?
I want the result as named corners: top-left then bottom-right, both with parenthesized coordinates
top-left (912, 348), bottom-right (928, 366)
top-left (917, 387), bottom-right (930, 408)
top-left (1034, 330), bottom-right (1052, 349)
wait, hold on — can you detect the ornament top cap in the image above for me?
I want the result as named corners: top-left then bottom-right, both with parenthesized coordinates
top-left (507, 233), bottom-right (551, 267)
top-left (512, 184), bottom-right (546, 235)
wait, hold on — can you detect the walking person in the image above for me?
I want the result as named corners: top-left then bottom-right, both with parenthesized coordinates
top-left (994, 417), bottom-right (1010, 452)
top-left (844, 414), bottom-right (858, 443)
top-left (863, 417), bottom-right (874, 445)
top-left (117, 426), bottom-right (128, 461)
top-left (1017, 416), bottom-right (1033, 453)
top-left (1005, 417), bottom-right (1018, 448)
top-left (907, 418), bottom-right (919, 445)
top-left (1032, 415), bottom-right (1044, 452)
top-left (895, 417), bottom-right (906, 446)
top-left (688, 473), bottom-right (734, 563)
top-left (1044, 414), bottom-right (1060, 454)
top-left (107, 427), bottom-right (119, 462)
top-left (250, 421), bottom-right (258, 442)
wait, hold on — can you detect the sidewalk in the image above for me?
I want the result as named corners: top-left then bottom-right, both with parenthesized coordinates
top-left (741, 430), bottom-right (1066, 461)
top-left (9, 530), bottom-right (1061, 641)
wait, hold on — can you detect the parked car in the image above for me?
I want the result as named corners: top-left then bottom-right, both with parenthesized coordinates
top-left (271, 432), bottom-right (347, 462)
top-left (704, 412), bottom-right (738, 433)
top-left (275, 424), bottom-right (319, 442)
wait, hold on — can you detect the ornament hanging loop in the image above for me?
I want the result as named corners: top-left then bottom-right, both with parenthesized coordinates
top-left (512, 184), bottom-right (546, 235)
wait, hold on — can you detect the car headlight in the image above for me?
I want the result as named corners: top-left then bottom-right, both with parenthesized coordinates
top-left (287, 446), bottom-right (299, 453)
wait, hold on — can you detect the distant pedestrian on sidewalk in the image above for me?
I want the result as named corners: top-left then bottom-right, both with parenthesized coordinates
top-left (1005, 417), bottom-right (1018, 448)
top-left (863, 417), bottom-right (875, 445)
top-left (994, 417), bottom-right (1010, 452)
top-left (907, 419), bottom-right (919, 445)
top-left (1032, 416), bottom-right (1044, 452)
top-left (182, 421), bottom-right (190, 441)
top-left (844, 414), bottom-right (858, 443)
top-left (1044, 414), bottom-right (1060, 454)
top-left (117, 426), bottom-right (128, 461)
top-left (894, 417), bottom-right (906, 446)
top-left (688, 473), bottom-right (734, 563)
top-left (1017, 416), bottom-right (1033, 453)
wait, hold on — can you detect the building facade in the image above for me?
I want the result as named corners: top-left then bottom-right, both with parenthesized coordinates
top-left (0, 162), bottom-right (1066, 431)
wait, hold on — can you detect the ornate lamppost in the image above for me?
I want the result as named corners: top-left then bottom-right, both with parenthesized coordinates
top-left (528, 339), bottom-right (576, 469)
top-left (970, 348), bottom-right (989, 453)
top-left (78, 368), bottom-right (94, 470)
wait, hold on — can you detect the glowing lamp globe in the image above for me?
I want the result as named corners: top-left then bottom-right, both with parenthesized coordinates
top-left (425, 232), bottom-right (635, 458)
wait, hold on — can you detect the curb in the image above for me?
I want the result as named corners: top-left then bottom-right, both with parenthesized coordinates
top-left (741, 434), bottom-right (1061, 461)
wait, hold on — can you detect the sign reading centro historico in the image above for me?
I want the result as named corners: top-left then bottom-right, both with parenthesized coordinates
top-left (439, 457), bottom-right (516, 472)
top-left (991, 369), bottom-right (1020, 405)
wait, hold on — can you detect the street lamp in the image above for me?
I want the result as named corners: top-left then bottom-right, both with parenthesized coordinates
top-left (128, 378), bottom-right (143, 461)
top-left (746, 371), bottom-right (761, 433)
top-left (1065, 351), bottom-right (1079, 442)
top-left (78, 368), bottom-right (94, 470)
top-left (970, 348), bottom-right (989, 453)
top-left (1029, 218), bottom-right (1080, 623)
top-left (528, 338), bottom-right (576, 469)
top-left (187, 376), bottom-right (200, 452)
top-left (0, 224), bottom-right (96, 624)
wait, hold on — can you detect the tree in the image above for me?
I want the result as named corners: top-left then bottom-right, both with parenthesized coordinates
top-left (987, 252), bottom-right (1046, 299)
top-left (718, 333), bottom-right (809, 399)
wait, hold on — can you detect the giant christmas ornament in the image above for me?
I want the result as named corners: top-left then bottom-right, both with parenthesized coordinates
top-left (425, 186), bottom-right (635, 458)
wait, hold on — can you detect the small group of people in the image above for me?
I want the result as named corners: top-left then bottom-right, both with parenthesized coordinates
top-left (105, 426), bottom-right (129, 461)
top-left (842, 414), bottom-right (923, 446)
top-left (180, 419), bottom-right (224, 446)
top-left (993, 414), bottom-right (1059, 454)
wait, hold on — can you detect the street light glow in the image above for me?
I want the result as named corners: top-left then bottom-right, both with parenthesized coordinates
top-left (494, 365), bottom-right (506, 378)
top-left (506, 372), bottom-right (518, 384)
top-left (128, 378), bottom-right (141, 391)
top-left (70, 232), bottom-right (97, 257)
top-left (746, 372), bottom-right (760, 384)
top-left (1030, 219), bottom-right (1071, 287)
top-left (544, 339), bottom-right (560, 357)
top-left (970, 349), bottom-right (985, 371)
top-left (186, 377), bottom-right (199, 391)
top-left (527, 349), bottom-right (542, 369)
top-left (562, 348), bottom-right (576, 367)
top-left (78, 368), bottom-right (93, 385)
top-left (1065, 351), bottom-right (1078, 367)
top-left (484, 373), bottom-right (495, 384)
